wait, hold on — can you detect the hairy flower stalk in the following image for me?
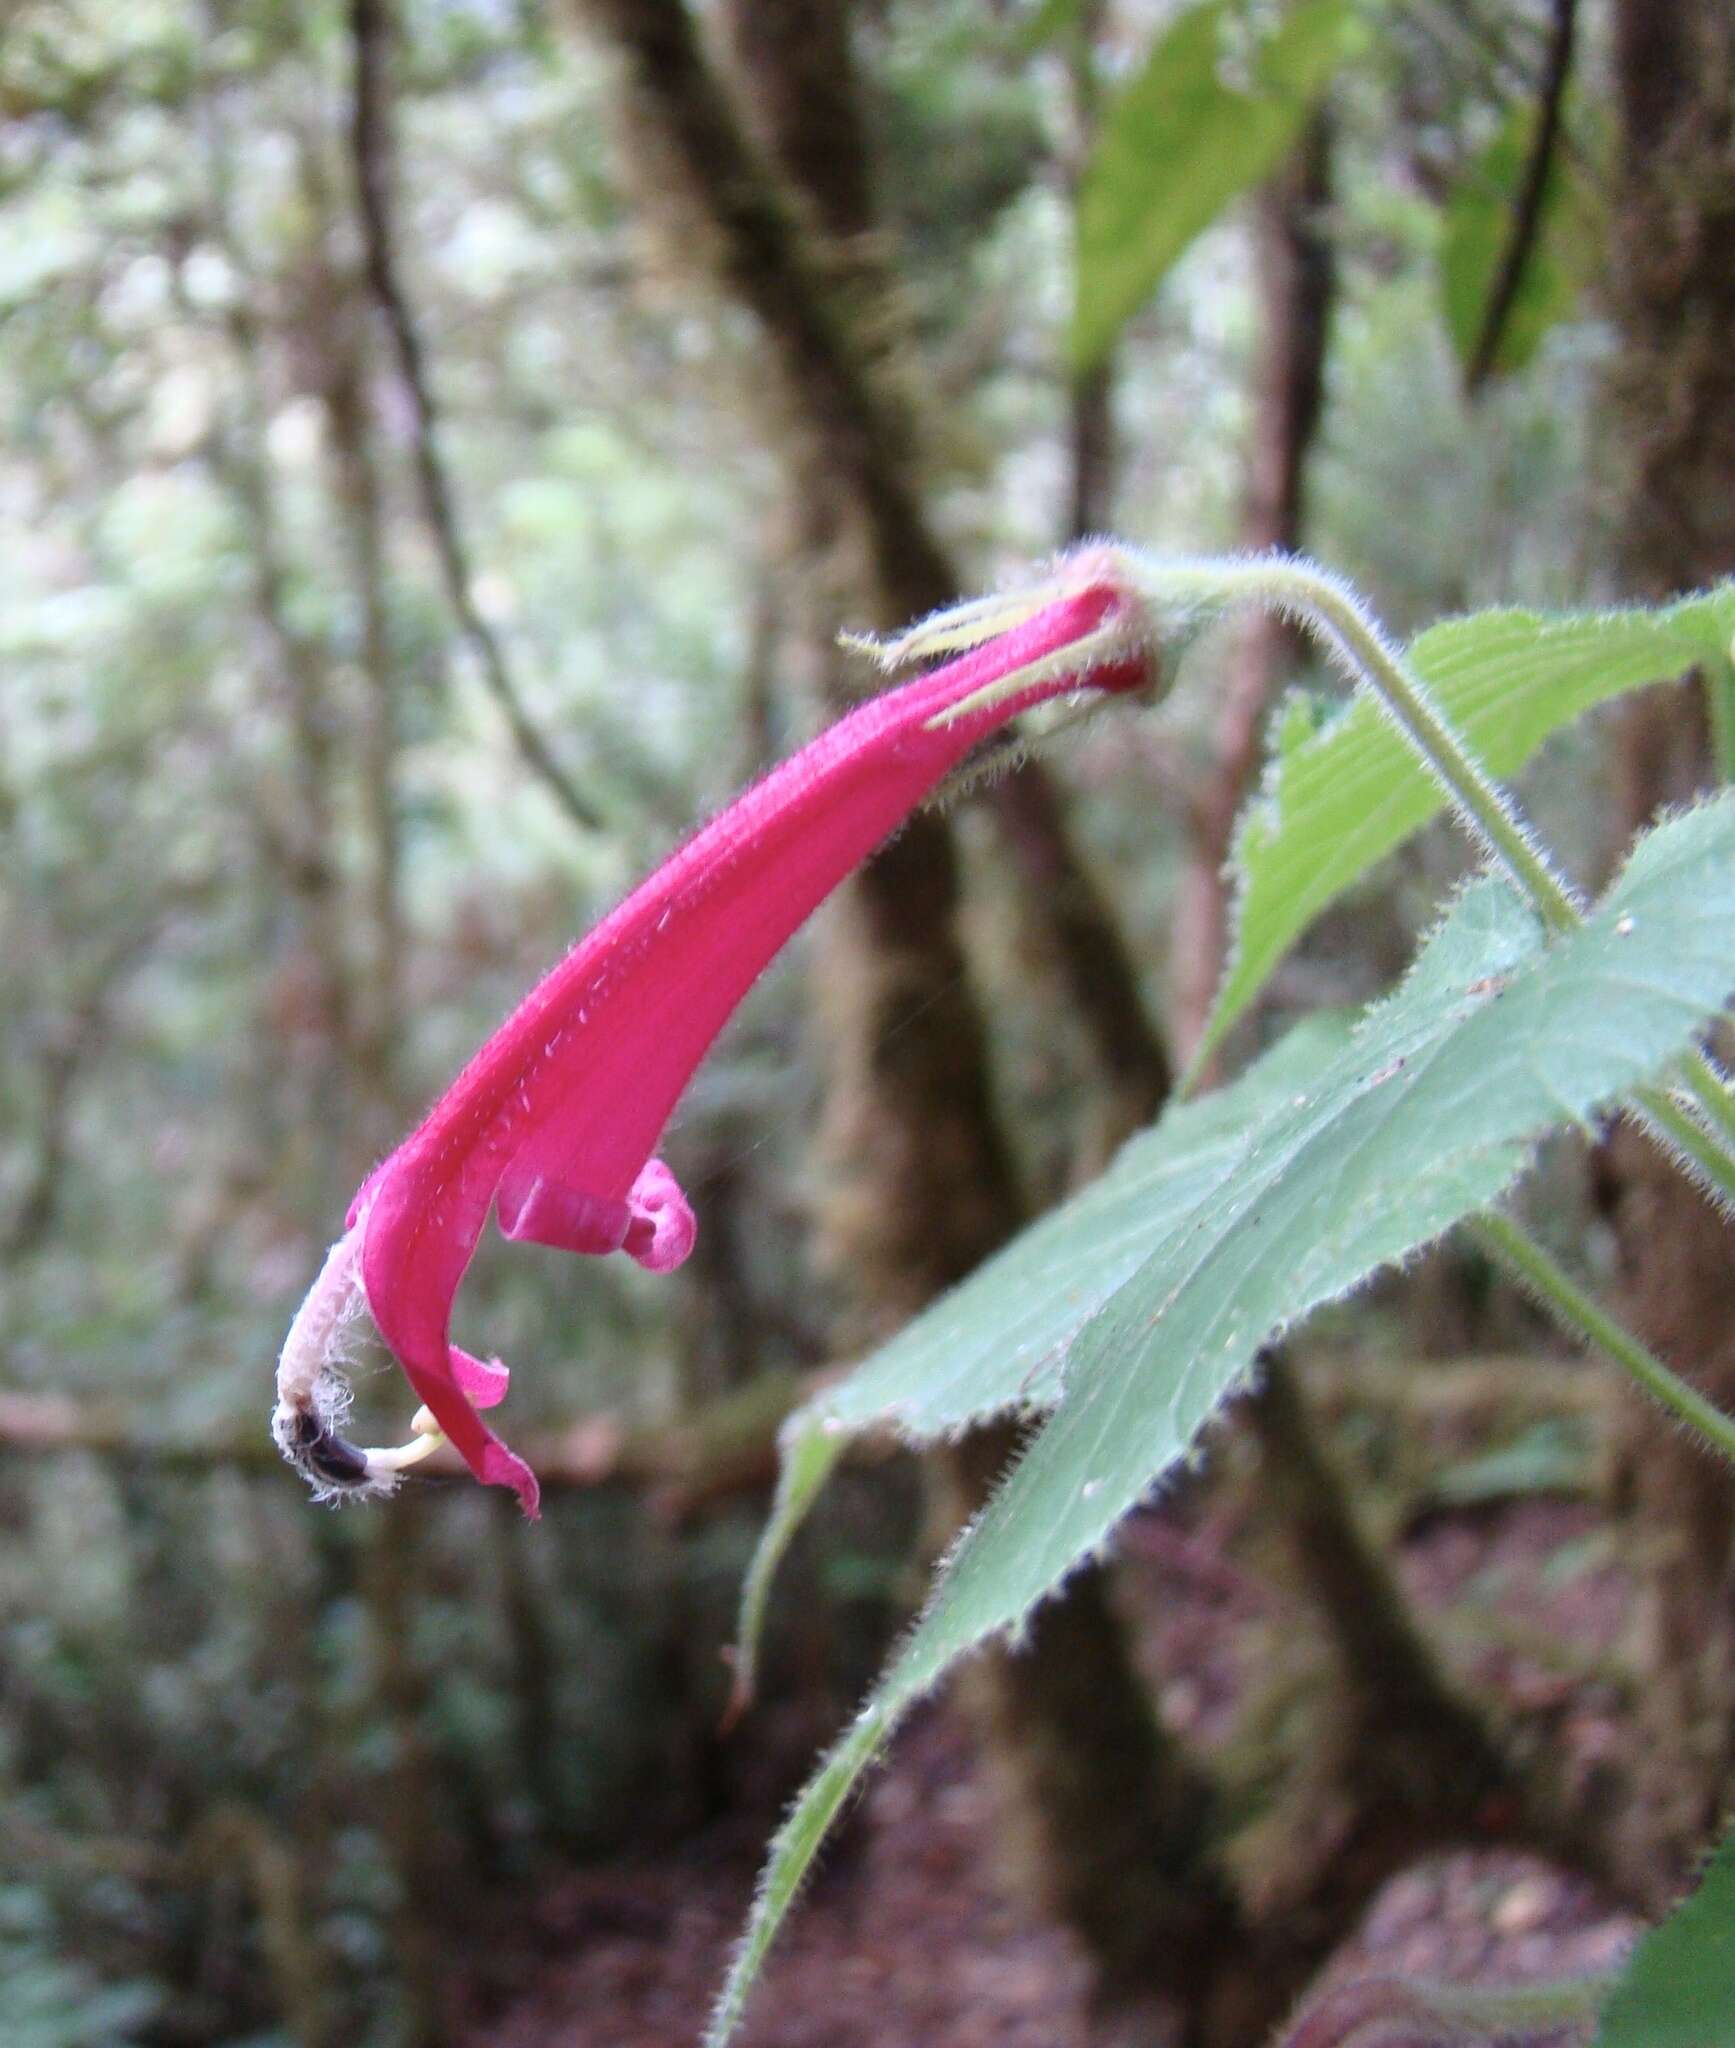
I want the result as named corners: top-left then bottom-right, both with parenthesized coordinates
top-left (275, 550), bottom-right (1156, 1516)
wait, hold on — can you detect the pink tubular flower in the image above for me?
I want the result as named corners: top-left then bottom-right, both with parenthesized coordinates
top-left (274, 549), bottom-right (1153, 1517)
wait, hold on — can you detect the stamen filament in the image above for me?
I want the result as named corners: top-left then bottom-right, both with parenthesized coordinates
top-left (359, 1413), bottom-right (450, 1475)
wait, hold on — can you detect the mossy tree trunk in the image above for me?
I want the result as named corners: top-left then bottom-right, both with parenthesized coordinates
top-left (566, 0), bottom-right (1243, 2023)
top-left (1596, 0), bottom-right (1735, 1897)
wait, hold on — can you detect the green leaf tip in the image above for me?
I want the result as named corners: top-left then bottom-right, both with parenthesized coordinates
top-left (1594, 1822), bottom-right (1735, 2047)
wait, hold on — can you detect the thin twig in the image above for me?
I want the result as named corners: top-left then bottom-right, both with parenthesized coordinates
top-left (0, 1373), bottom-right (813, 1515)
top-left (1465, 0), bottom-right (1579, 394)
top-left (1471, 1209), bottom-right (1735, 1469)
top-left (0, 917), bottom-right (165, 1256)
top-left (1173, 116), bottom-right (1333, 1073)
top-left (348, 0), bottom-right (603, 831)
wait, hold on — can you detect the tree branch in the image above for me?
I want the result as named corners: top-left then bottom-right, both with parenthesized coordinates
top-left (0, 921), bottom-right (161, 1256)
top-left (1060, 0), bottom-right (1117, 544)
top-left (348, 0), bottom-right (604, 832)
top-left (1465, 0), bottom-right (1579, 395)
top-left (578, 0), bottom-right (1171, 1143)
top-left (706, 4), bottom-right (1215, 2025)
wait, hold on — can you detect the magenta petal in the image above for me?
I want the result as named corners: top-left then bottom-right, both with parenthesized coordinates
top-left (621, 1157), bottom-right (696, 1274)
top-left (358, 1177), bottom-right (543, 1515)
top-left (474, 1437), bottom-right (541, 1515)
top-left (497, 1167), bottom-right (635, 1257)
top-left (352, 579), bottom-right (1147, 1510)
top-left (450, 1348), bottom-right (511, 1410)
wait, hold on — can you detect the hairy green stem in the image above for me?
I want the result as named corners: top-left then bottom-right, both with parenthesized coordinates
top-left (1153, 554), bottom-right (1583, 932)
top-left (1143, 553), bottom-right (1735, 1177)
top-left (1470, 1210), bottom-right (1735, 1468)
top-left (1632, 1075), bottom-right (1735, 1209)
top-left (1678, 1046), bottom-right (1735, 1154)
top-left (1705, 650), bottom-right (1735, 788)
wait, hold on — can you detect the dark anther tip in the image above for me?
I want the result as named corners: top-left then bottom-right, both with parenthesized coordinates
top-left (293, 1407), bottom-right (372, 1486)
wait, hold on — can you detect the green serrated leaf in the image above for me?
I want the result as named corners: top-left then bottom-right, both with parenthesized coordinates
top-left (813, 1011), bottom-right (1349, 1442)
top-left (1439, 102), bottom-right (1582, 380)
top-left (731, 1013), bottom-right (1348, 1685)
top-left (1194, 590), bottom-right (1735, 1075)
top-left (713, 795), bottom-right (1735, 2045)
top-left (1072, 0), bottom-right (1361, 373)
top-left (1595, 1823), bottom-right (1735, 2047)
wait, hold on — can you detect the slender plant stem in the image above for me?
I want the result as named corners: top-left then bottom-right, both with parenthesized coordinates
top-left (1705, 650), bottom-right (1735, 787)
top-left (1285, 1970), bottom-right (1614, 2048)
top-left (1680, 1045), bottom-right (1735, 1153)
top-left (1463, 0), bottom-right (1578, 395)
top-left (1146, 554), bottom-right (1735, 1172)
top-left (1424, 1972), bottom-right (1612, 2031)
top-left (1470, 1210), bottom-right (1735, 1468)
top-left (1161, 554), bottom-right (1583, 931)
top-left (1632, 1080), bottom-right (1735, 1210)
top-left (1301, 580), bottom-right (1581, 927)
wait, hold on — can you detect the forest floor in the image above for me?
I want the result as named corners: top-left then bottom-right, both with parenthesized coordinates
top-left (454, 1380), bottom-right (1647, 2048)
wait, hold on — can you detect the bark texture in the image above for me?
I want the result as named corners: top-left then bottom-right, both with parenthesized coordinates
top-left (1241, 1353), bottom-right (1613, 1935)
top-left (1162, 118), bottom-right (1610, 1997)
top-left (1596, 0), bottom-right (1735, 1892)
top-left (946, 1421), bottom-right (1245, 2036)
top-left (351, 0), bottom-right (602, 834)
top-left (1170, 116), bottom-right (1333, 1071)
top-left (714, 0), bottom-right (1226, 2006)
top-left (1606, 2), bottom-right (1735, 604)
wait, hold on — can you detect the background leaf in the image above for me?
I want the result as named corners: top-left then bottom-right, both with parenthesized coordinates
top-left (1071, 0), bottom-right (1360, 372)
top-left (1594, 1823), bottom-right (1735, 2047)
top-left (1013, 0), bottom-right (1083, 56)
top-left (713, 793), bottom-right (1735, 2045)
top-left (1193, 589), bottom-right (1735, 1074)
